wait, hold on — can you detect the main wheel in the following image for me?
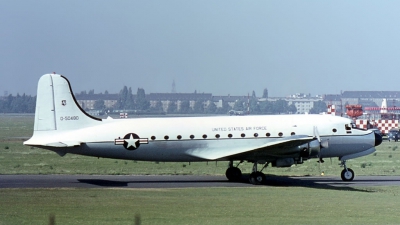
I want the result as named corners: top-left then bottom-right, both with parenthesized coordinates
top-left (341, 168), bottom-right (355, 181)
top-left (225, 167), bottom-right (242, 182)
top-left (249, 172), bottom-right (265, 185)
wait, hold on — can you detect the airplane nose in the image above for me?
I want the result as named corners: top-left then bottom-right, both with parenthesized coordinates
top-left (374, 132), bottom-right (383, 146)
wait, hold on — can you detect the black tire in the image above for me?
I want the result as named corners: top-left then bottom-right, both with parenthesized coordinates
top-left (341, 168), bottom-right (355, 181)
top-left (225, 167), bottom-right (242, 182)
top-left (249, 172), bottom-right (265, 185)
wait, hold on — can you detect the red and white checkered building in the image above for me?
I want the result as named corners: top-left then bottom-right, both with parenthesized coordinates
top-left (356, 119), bottom-right (398, 135)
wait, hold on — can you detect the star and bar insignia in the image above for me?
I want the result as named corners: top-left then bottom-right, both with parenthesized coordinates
top-left (114, 133), bottom-right (149, 150)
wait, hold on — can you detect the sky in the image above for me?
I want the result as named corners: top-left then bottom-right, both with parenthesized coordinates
top-left (1, 1), bottom-right (400, 97)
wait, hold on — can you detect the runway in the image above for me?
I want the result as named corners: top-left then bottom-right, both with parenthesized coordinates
top-left (1, 175), bottom-right (400, 189)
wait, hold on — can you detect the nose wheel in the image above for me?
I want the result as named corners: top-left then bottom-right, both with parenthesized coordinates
top-left (340, 160), bottom-right (355, 181)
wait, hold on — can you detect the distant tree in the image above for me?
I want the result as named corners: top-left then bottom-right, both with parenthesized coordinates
top-left (309, 101), bottom-right (327, 114)
top-left (288, 104), bottom-right (297, 114)
top-left (125, 87), bottom-right (135, 109)
top-left (93, 99), bottom-right (105, 110)
top-left (252, 90), bottom-right (256, 98)
top-left (117, 86), bottom-right (128, 109)
top-left (262, 88), bottom-right (268, 98)
top-left (193, 99), bottom-right (204, 114)
top-left (150, 100), bottom-right (164, 112)
top-left (233, 99), bottom-right (245, 111)
top-left (216, 100), bottom-right (231, 114)
top-left (259, 101), bottom-right (274, 114)
top-left (249, 98), bottom-right (260, 114)
top-left (115, 86), bottom-right (135, 109)
top-left (0, 93), bottom-right (35, 113)
top-left (179, 100), bottom-right (192, 114)
top-left (272, 99), bottom-right (288, 114)
top-left (167, 101), bottom-right (177, 114)
top-left (206, 101), bottom-right (217, 114)
top-left (135, 88), bottom-right (150, 111)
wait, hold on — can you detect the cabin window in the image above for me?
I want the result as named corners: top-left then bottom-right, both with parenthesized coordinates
top-left (291, 132), bottom-right (295, 135)
top-left (241, 133), bottom-right (245, 138)
top-left (332, 128), bottom-right (337, 133)
top-left (266, 133), bottom-right (271, 137)
top-left (177, 135), bottom-right (182, 140)
top-left (164, 135), bottom-right (169, 140)
top-left (215, 134), bottom-right (220, 138)
top-left (151, 136), bottom-right (156, 140)
top-left (190, 135), bottom-right (195, 139)
top-left (202, 134), bottom-right (207, 139)
top-left (254, 133), bottom-right (258, 137)
top-left (228, 134), bottom-right (233, 138)
top-left (278, 132), bottom-right (283, 137)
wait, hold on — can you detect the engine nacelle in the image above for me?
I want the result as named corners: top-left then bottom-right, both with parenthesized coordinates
top-left (299, 140), bottom-right (321, 159)
top-left (273, 158), bottom-right (295, 167)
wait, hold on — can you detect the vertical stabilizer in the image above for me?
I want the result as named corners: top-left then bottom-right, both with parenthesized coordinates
top-left (33, 74), bottom-right (102, 132)
top-left (34, 74), bottom-right (56, 131)
top-left (381, 99), bottom-right (388, 114)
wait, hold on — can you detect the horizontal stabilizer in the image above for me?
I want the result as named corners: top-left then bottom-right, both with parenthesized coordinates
top-left (45, 141), bottom-right (82, 147)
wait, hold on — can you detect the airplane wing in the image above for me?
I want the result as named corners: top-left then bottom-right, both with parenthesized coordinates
top-left (186, 135), bottom-right (316, 160)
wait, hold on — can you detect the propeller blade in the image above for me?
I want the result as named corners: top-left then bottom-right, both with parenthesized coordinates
top-left (320, 140), bottom-right (329, 148)
top-left (314, 126), bottom-right (329, 148)
top-left (313, 126), bottom-right (321, 142)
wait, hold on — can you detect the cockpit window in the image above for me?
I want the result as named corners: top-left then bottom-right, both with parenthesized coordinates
top-left (345, 124), bottom-right (352, 134)
top-left (350, 122), bottom-right (367, 131)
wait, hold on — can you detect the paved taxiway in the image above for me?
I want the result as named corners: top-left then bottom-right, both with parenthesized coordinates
top-left (1, 175), bottom-right (400, 189)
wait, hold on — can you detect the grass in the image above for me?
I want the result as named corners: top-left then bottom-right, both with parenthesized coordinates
top-left (1, 186), bottom-right (400, 225)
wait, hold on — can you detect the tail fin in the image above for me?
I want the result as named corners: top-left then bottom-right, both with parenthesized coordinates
top-left (33, 74), bottom-right (102, 132)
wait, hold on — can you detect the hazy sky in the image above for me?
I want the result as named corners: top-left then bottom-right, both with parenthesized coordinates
top-left (2, 1), bottom-right (400, 97)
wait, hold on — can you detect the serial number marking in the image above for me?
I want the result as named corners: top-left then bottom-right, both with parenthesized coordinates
top-left (60, 116), bottom-right (79, 121)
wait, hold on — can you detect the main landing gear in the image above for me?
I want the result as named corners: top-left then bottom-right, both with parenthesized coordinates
top-left (249, 162), bottom-right (268, 185)
top-left (225, 161), bottom-right (242, 182)
top-left (226, 161), bottom-right (268, 185)
top-left (340, 160), bottom-right (355, 181)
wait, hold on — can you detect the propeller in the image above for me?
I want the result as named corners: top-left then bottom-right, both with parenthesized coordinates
top-left (313, 126), bottom-right (329, 175)
top-left (313, 126), bottom-right (329, 149)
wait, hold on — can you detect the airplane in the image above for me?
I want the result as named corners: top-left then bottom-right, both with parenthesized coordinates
top-left (24, 74), bottom-right (383, 185)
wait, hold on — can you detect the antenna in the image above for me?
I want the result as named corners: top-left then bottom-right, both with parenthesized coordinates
top-left (172, 79), bottom-right (176, 93)
top-left (247, 93), bottom-right (250, 115)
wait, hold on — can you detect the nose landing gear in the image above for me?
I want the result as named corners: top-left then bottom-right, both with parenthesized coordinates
top-left (340, 160), bottom-right (355, 181)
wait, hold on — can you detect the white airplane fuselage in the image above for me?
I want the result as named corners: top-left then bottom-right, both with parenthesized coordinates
top-left (24, 74), bottom-right (382, 183)
top-left (27, 114), bottom-right (376, 162)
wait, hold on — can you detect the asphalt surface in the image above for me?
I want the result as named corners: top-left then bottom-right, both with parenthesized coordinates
top-left (1, 175), bottom-right (400, 189)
